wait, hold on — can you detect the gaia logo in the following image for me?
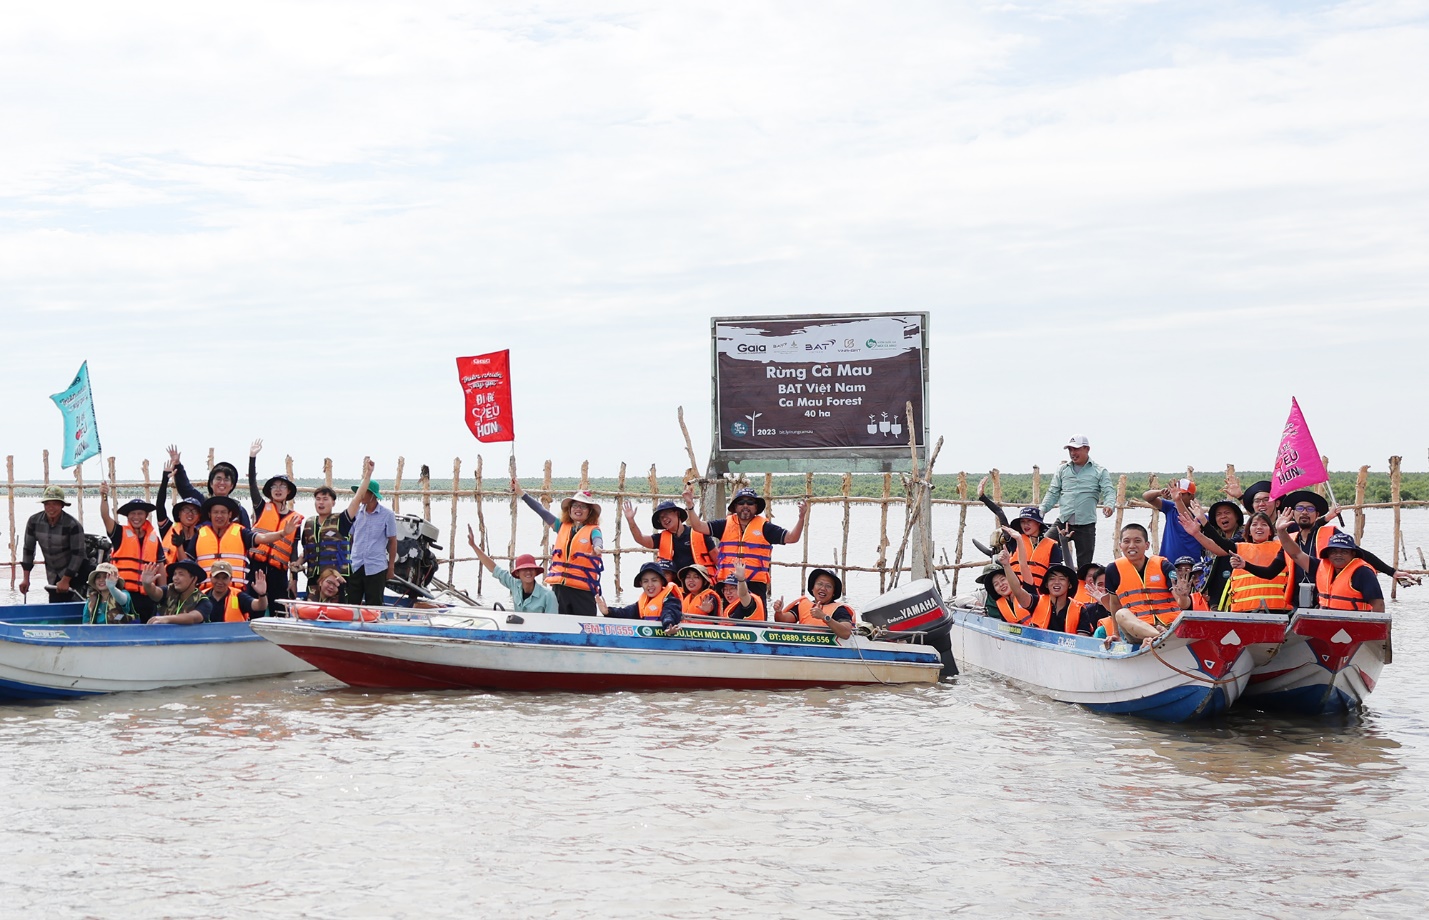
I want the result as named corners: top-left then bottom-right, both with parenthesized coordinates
top-left (729, 420), bottom-right (748, 437)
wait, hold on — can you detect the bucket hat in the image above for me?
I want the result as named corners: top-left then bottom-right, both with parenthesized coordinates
top-left (650, 500), bottom-right (688, 530)
top-left (350, 481), bottom-right (384, 502)
top-left (39, 486), bottom-right (69, 506)
top-left (727, 488), bottom-right (766, 515)
top-left (201, 495), bottom-right (243, 519)
top-left (116, 499), bottom-right (156, 516)
top-left (806, 567), bottom-right (844, 600)
top-left (510, 553), bottom-right (544, 576)
top-left (632, 561), bottom-right (667, 588)
top-left (262, 474), bottom-right (298, 501)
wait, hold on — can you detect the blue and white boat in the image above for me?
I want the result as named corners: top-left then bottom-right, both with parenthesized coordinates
top-left (251, 602), bottom-right (944, 691)
top-left (948, 606), bottom-right (1290, 722)
top-left (0, 602), bottom-right (315, 700)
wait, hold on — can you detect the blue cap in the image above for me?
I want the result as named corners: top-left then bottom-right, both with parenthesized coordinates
top-left (1012, 507), bottom-right (1045, 531)
top-left (632, 561), bottom-right (667, 587)
top-left (1324, 531), bottom-right (1359, 553)
top-left (650, 500), bottom-right (688, 530)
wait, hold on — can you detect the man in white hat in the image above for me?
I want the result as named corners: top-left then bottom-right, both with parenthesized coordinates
top-left (1038, 435), bottom-right (1115, 570)
top-left (19, 486), bottom-right (87, 602)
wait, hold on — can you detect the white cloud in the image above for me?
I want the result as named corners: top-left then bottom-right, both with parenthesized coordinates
top-left (1, 0), bottom-right (1426, 482)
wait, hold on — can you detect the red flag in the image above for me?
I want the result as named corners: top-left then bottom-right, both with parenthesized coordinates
top-left (1269, 397), bottom-right (1329, 500)
top-left (455, 351), bottom-right (515, 443)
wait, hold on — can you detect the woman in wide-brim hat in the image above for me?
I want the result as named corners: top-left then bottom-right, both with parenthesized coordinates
top-left (511, 478), bottom-right (604, 618)
top-left (82, 562), bottom-right (135, 624)
top-left (677, 563), bottom-right (720, 616)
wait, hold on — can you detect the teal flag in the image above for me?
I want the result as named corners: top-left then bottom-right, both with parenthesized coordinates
top-left (50, 361), bottom-right (101, 469)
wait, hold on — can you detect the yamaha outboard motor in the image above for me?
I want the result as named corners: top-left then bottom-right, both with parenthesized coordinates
top-left (390, 514), bottom-right (442, 599)
top-left (860, 578), bottom-right (958, 678)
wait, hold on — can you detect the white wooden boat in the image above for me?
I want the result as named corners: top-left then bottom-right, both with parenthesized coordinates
top-left (1243, 607), bottom-right (1392, 714)
top-left (948, 607), bottom-right (1289, 722)
top-left (251, 603), bottom-right (944, 691)
top-left (0, 604), bottom-right (315, 700)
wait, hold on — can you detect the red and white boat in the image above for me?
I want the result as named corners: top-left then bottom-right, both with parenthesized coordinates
top-left (1243, 607), bottom-right (1392, 715)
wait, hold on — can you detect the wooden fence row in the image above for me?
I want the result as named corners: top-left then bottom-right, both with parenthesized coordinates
top-left (6, 451), bottom-right (1426, 600)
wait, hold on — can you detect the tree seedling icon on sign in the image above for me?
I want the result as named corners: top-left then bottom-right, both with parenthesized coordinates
top-left (746, 411), bottom-right (762, 435)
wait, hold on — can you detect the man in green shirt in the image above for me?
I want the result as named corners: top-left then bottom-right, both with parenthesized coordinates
top-left (1038, 435), bottom-right (1115, 570)
top-left (466, 525), bottom-right (558, 614)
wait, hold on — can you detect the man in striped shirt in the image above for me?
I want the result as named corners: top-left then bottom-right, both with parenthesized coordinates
top-left (20, 486), bottom-right (87, 602)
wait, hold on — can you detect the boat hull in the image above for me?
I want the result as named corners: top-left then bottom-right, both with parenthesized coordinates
top-left (251, 611), bottom-right (944, 692)
top-left (949, 608), bottom-right (1289, 722)
top-left (1244, 608), bottom-right (1391, 715)
top-left (0, 608), bottom-right (316, 700)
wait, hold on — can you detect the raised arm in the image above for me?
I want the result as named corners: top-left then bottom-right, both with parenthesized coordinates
top-left (248, 440), bottom-right (265, 514)
top-left (513, 478), bottom-right (560, 529)
top-left (782, 500), bottom-right (809, 544)
top-left (1275, 511), bottom-right (1312, 569)
top-left (681, 486), bottom-right (710, 535)
top-left (346, 457), bottom-right (374, 518)
top-left (622, 500), bottom-right (655, 549)
top-left (98, 480), bottom-right (118, 533)
top-left (466, 524), bottom-right (497, 574)
top-left (1179, 511), bottom-right (1231, 557)
top-left (998, 548), bottom-right (1034, 609)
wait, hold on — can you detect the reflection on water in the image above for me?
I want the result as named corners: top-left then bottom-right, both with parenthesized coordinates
top-left (2, 511), bottom-right (1429, 916)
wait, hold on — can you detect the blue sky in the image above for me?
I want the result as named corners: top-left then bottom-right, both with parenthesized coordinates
top-left (2, 0), bottom-right (1426, 483)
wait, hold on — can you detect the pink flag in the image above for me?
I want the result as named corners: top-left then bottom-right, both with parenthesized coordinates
top-left (1270, 398), bottom-right (1329, 500)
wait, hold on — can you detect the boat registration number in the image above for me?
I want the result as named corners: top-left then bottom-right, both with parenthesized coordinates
top-left (22, 629), bottom-right (70, 639)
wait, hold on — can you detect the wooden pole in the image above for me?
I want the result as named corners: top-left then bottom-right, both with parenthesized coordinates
top-left (952, 472), bottom-right (968, 596)
top-left (393, 456), bottom-right (405, 514)
top-left (677, 406), bottom-right (701, 483)
top-left (142, 459), bottom-right (152, 503)
top-left (420, 465), bottom-right (431, 521)
top-left (107, 456), bottom-right (117, 496)
top-left (991, 469), bottom-right (1001, 504)
top-left (474, 455), bottom-right (487, 596)
top-left (764, 473), bottom-right (775, 520)
top-left (323, 458), bottom-right (333, 491)
top-left (1146, 473), bottom-right (1160, 554)
top-left (1031, 465), bottom-right (1041, 504)
top-left (6, 456), bottom-right (14, 588)
top-left (448, 458), bottom-right (461, 582)
top-left (840, 472), bottom-right (852, 589)
top-left (647, 464), bottom-right (659, 503)
top-left (1354, 465), bottom-right (1369, 545)
top-left (800, 472), bottom-right (813, 594)
top-left (580, 460), bottom-right (589, 491)
top-left (43, 449), bottom-right (50, 487)
top-left (1112, 474), bottom-right (1128, 559)
top-left (207, 447), bottom-right (214, 472)
top-left (877, 472), bottom-right (892, 594)
top-left (614, 461), bottom-right (628, 591)
top-left (508, 454), bottom-right (519, 562)
top-left (541, 460), bottom-right (553, 559)
top-left (286, 454), bottom-right (294, 482)
top-left (74, 465), bottom-right (84, 525)
top-left (1390, 455), bottom-right (1402, 600)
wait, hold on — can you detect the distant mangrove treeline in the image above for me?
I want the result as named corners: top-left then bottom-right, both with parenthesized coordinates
top-left (269, 470), bottom-right (1427, 504)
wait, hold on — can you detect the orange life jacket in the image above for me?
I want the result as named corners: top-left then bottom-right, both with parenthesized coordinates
top-left (791, 597), bottom-right (855, 627)
top-left (161, 523), bottom-right (195, 568)
top-left (112, 522), bottom-right (160, 594)
top-left (723, 594), bottom-right (767, 621)
top-left (1072, 584), bottom-right (1093, 604)
top-left (546, 522), bottom-right (602, 593)
top-left (1098, 614), bottom-right (1120, 639)
top-left (635, 584), bottom-right (677, 620)
top-left (715, 515), bottom-right (773, 584)
top-left (1287, 526), bottom-right (1338, 607)
top-left (1012, 535), bottom-right (1056, 589)
top-left (657, 526), bottom-right (715, 571)
top-left (1229, 541), bottom-right (1291, 612)
top-left (1031, 595), bottom-right (1085, 633)
top-left (1111, 556), bottom-right (1178, 626)
top-left (1189, 592), bottom-right (1209, 611)
top-left (1316, 557), bottom-right (1375, 611)
top-left (207, 588), bottom-right (246, 623)
top-left (195, 523), bottom-right (248, 590)
top-left (994, 595), bottom-right (1033, 626)
top-left (250, 504), bottom-right (302, 569)
top-left (681, 588), bottom-right (721, 616)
